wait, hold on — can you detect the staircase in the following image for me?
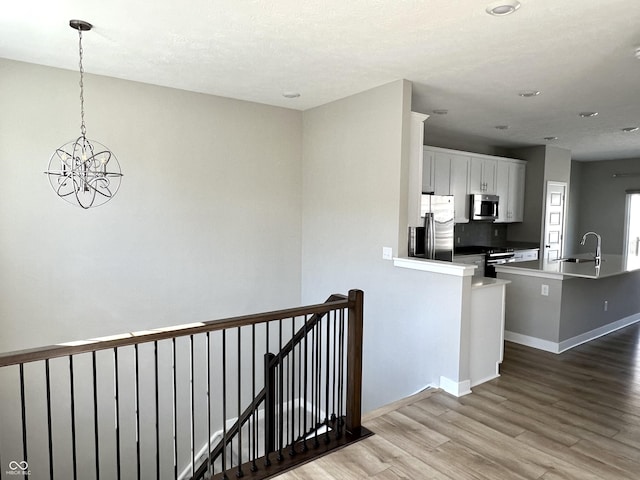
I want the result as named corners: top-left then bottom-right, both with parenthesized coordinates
top-left (0, 290), bottom-right (370, 480)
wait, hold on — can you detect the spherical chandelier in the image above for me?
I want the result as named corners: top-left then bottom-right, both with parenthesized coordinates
top-left (45, 20), bottom-right (122, 209)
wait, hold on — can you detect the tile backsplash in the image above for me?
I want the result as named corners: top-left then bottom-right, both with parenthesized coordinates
top-left (455, 222), bottom-right (508, 247)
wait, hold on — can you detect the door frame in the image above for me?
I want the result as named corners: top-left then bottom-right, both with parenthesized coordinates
top-left (622, 190), bottom-right (640, 264)
top-left (541, 181), bottom-right (568, 262)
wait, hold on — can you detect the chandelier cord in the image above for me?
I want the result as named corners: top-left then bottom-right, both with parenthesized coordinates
top-left (78, 28), bottom-right (86, 138)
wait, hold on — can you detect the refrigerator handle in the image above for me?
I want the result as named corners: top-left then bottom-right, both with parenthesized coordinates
top-left (424, 213), bottom-right (435, 259)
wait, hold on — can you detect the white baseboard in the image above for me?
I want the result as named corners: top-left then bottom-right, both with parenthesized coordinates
top-left (439, 376), bottom-right (472, 397)
top-left (557, 313), bottom-right (640, 353)
top-left (505, 313), bottom-right (640, 354)
top-left (504, 331), bottom-right (560, 353)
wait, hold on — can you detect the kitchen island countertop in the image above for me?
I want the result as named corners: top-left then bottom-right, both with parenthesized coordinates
top-left (495, 254), bottom-right (640, 280)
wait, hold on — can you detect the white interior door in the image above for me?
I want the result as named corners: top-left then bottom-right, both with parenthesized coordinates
top-left (623, 192), bottom-right (640, 269)
top-left (543, 182), bottom-right (567, 262)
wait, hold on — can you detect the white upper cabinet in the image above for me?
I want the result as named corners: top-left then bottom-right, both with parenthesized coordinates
top-left (494, 160), bottom-right (526, 223)
top-left (422, 148), bottom-right (435, 194)
top-left (423, 148), bottom-right (470, 223)
top-left (408, 113), bottom-right (429, 226)
top-left (423, 149), bottom-right (453, 195)
top-left (469, 156), bottom-right (497, 194)
top-left (450, 155), bottom-right (470, 223)
top-left (418, 146), bottom-right (526, 224)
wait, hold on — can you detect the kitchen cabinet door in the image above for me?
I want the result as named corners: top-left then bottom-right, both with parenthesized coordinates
top-left (495, 161), bottom-right (510, 222)
top-left (469, 157), bottom-right (497, 194)
top-left (510, 162), bottom-right (526, 222)
top-left (450, 154), bottom-right (470, 223)
top-left (433, 152), bottom-right (451, 195)
top-left (408, 113), bottom-right (428, 226)
top-left (422, 148), bottom-right (435, 194)
top-left (495, 160), bottom-right (526, 223)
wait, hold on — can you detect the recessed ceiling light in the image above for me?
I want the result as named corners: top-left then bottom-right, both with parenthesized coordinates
top-left (486, 1), bottom-right (521, 16)
top-left (544, 136), bottom-right (558, 141)
top-left (432, 109), bottom-right (449, 115)
top-left (282, 92), bottom-right (300, 99)
top-left (622, 127), bottom-right (639, 133)
top-left (518, 90), bottom-right (541, 97)
top-left (495, 125), bottom-right (510, 130)
top-left (579, 112), bottom-right (598, 118)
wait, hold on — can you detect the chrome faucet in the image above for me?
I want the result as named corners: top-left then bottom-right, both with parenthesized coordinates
top-left (580, 231), bottom-right (602, 266)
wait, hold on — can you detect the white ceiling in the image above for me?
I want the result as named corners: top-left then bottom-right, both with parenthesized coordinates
top-left (2, 0), bottom-right (640, 161)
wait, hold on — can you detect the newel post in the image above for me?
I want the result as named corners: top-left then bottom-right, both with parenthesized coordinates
top-left (345, 289), bottom-right (364, 436)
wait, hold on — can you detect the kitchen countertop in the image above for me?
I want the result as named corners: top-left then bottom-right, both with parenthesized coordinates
top-left (495, 254), bottom-right (640, 280)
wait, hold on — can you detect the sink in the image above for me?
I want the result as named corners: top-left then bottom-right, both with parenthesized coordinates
top-left (556, 257), bottom-right (595, 263)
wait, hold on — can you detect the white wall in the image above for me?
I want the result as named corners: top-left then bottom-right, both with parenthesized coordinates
top-left (0, 58), bottom-right (303, 352)
top-left (301, 80), bottom-right (470, 412)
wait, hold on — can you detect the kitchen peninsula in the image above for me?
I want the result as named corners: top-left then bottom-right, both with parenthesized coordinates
top-left (394, 257), bottom-right (510, 396)
top-left (495, 254), bottom-right (640, 353)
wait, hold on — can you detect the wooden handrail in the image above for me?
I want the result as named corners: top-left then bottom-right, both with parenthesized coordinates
top-left (0, 295), bottom-right (351, 368)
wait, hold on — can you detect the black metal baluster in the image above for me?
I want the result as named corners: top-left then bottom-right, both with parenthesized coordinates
top-left (277, 318), bottom-right (283, 461)
top-left (154, 341), bottom-right (160, 480)
top-left (69, 356), bottom-right (77, 480)
top-left (114, 349), bottom-right (121, 480)
top-left (92, 352), bottom-right (100, 480)
top-left (264, 320), bottom-right (274, 468)
top-left (134, 344), bottom-right (141, 480)
top-left (285, 322), bottom-right (290, 451)
top-left (289, 317), bottom-right (295, 456)
top-left (337, 309), bottom-right (346, 437)
top-left (331, 310), bottom-right (338, 428)
top-left (172, 338), bottom-right (178, 480)
top-left (324, 312), bottom-right (331, 444)
top-left (45, 360), bottom-right (54, 480)
top-left (207, 332), bottom-right (212, 479)
top-left (189, 335), bottom-right (195, 480)
top-left (302, 316), bottom-right (308, 452)
top-left (19, 364), bottom-right (27, 465)
top-left (313, 321), bottom-right (320, 448)
top-left (251, 324), bottom-right (257, 473)
top-left (222, 330), bottom-right (227, 478)
top-left (317, 318), bottom-right (323, 446)
top-left (297, 317), bottom-right (303, 445)
top-left (237, 327), bottom-right (244, 478)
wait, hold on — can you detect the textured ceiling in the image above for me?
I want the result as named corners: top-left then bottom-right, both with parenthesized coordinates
top-left (2, 0), bottom-right (640, 160)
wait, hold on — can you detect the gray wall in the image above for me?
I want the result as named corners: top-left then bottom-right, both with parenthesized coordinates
top-left (560, 272), bottom-right (640, 341)
top-left (565, 161), bottom-right (583, 256)
top-left (506, 146), bottom-right (572, 250)
top-left (0, 59), bottom-right (303, 353)
top-left (572, 157), bottom-right (640, 255)
top-left (302, 81), bottom-right (471, 411)
top-left (505, 146), bottom-right (546, 244)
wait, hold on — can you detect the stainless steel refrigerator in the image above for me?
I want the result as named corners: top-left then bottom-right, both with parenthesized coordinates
top-left (408, 194), bottom-right (454, 261)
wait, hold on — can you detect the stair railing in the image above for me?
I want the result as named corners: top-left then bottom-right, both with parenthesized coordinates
top-left (0, 289), bottom-right (368, 480)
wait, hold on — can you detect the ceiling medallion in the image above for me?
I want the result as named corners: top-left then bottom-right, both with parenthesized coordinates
top-left (622, 127), bottom-right (639, 133)
top-left (44, 20), bottom-right (122, 209)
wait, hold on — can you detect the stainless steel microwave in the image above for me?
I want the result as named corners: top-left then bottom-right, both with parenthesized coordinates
top-left (471, 194), bottom-right (499, 221)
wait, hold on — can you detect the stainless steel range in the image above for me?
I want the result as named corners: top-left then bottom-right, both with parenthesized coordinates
top-left (485, 247), bottom-right (515, 277)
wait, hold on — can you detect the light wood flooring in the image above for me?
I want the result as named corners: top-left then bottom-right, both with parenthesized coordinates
top-left (275, 323), bottom-right (640, 479)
